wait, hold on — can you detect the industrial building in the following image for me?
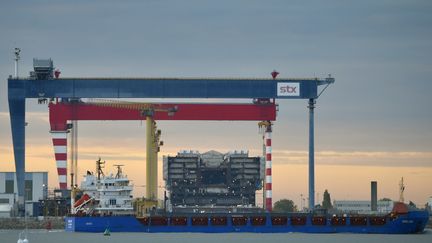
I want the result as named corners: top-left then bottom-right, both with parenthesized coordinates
top-left (0, 172), bottom-right (48, 217)
top-left (163, 150), bottom-right (264, 211)
top-left (333, 200), bottom-right (394, 214)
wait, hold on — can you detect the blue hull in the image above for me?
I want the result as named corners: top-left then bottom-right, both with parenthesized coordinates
top-left (65, 211), bottom-right (429, 234)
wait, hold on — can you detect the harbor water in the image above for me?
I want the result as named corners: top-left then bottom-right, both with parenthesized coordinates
top-left (1, 229), bottom-right (432, 243)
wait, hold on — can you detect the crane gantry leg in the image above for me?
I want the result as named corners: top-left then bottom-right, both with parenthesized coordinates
top-left (50, 130), bottom-right (68, 189)
top-left (146, 116), bottom-right (157, 200)
top-left (145, 115), bottom-right (161, 212)
top-left (259, 120), bottom-right (273, 212)
top-left (308, 98), bottom-right (315, 210)
top-left (146, 115), bottom-right (162, 202)
top-left (70, 120), bottom-right (78, 188)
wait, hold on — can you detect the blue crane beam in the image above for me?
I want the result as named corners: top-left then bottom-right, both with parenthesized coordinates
top-left (7, 76), bottom-right (334, 213)
top-left (8, 77), bottom-right (333, 99)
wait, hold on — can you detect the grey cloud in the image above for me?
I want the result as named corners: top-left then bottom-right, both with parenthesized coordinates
top-left (0, 0), bottom-right (431, 162)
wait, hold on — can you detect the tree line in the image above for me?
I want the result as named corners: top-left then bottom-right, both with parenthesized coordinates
top-left (273, 189), bottom-right (333, 212)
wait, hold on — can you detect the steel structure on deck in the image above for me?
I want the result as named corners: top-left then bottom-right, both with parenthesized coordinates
top-left (8, 76), bottom-right (334, 212)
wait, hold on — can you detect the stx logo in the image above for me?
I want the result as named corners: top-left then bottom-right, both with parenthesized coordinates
top-left (277, 83), bottom-right (300, 96)
top-left (280, 86), bottom-right (297, 93)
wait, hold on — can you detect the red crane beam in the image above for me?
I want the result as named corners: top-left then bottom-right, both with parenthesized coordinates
top-left (49, 101), bottom-right (277, 130)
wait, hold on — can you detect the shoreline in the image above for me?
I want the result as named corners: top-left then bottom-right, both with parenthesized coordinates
top-left (0, 217), bottom-right (64, 230)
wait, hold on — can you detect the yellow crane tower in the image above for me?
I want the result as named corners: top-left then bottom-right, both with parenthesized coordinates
top-left (145, 113), bottom-right (162, 201)
top-left (399, 177), bottom-right (405, 203)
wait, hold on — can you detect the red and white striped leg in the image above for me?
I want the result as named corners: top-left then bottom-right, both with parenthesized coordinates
top-left (265, 127), bottom-right (272, 211)
top-left (51, 131), bottom-right (68, 189)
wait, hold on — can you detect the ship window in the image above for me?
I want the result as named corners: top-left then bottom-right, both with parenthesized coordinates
top-left (109, 199), bottom-right (116, 205)
top-left (0, 199), bottom-right (9, 204)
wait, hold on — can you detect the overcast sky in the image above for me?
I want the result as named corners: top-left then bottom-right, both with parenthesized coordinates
top-left (1, 0), bottom-right (431, 206)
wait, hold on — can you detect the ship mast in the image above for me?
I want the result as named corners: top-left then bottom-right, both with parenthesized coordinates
top-left (114, 164), bottom-right (124, 179)
top-left (96, 158), bottom-right (105, 180)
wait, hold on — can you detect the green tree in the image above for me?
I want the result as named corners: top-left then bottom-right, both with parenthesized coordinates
top-left (273, 199), bottom-right (297, 212)
top-left (380, 198), bottom-right (392, 201)
top-left (322, 189), bottom-right (332, 210)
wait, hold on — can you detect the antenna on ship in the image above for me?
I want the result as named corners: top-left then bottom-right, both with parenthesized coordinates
top-left (114, 164), bottom-right (124, 179)
top-left (96, 158), bottom-right (105, 180)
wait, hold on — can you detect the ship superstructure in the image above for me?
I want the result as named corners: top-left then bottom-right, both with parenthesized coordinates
top-left (73, 159), bottom-right (133, 216)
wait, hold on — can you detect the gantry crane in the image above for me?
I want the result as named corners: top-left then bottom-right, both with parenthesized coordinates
top-left (49, 99), bottom-right (278, 211)
top-left (9, 56), bottom-right (334, 216)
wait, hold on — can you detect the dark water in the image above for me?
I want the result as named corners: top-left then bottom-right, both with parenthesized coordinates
top-left (2, 229), bottom-right (432, 243)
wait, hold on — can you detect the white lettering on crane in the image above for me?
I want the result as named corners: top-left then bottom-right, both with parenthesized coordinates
top-left (277, 83), bottom-right (300, 96)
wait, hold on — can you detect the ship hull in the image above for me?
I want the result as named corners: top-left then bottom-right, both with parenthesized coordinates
top-left (65, 211), bottom-right (429, 234)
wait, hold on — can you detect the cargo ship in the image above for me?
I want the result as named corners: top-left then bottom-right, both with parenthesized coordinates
top-left (66, 210), bottom-right (429, 234)
top-left (65, 154), bottom-right (429, 234)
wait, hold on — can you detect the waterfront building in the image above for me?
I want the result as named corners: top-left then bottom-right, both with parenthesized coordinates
top-left (0, 172), bottom-right (48, 217)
